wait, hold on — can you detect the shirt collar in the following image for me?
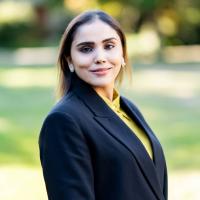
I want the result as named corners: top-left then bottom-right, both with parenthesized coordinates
top-left (98, 88), bottom-right (120, 110)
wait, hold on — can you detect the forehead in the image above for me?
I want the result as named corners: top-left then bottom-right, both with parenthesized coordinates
top-left (72, 19), bottom-right (121, 44)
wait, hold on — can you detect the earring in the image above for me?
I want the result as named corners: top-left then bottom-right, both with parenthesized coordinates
top-left (69, 63), bottom-right (74, 73)
top-left (121, 57), bottom-right (126, 68)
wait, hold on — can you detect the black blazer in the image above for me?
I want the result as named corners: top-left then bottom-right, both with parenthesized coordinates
top-left (39, 74), bottom-right (168, 200)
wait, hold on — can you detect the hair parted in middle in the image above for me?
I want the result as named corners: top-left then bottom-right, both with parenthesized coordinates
top-left (57, 9), bottom-right (132, 98)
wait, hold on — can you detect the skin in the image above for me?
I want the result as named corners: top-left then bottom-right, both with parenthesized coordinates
top-left (68, 19), bottom-right (124, 101)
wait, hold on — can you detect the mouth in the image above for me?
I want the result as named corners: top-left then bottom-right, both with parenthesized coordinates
top-left (89, 67), bottom-right (111, 72)
top-left (89, 67), bottom-right (112, 76)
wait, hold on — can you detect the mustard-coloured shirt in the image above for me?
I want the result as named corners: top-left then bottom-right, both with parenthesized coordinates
top-left (98, 89), bottom-right (153, 159)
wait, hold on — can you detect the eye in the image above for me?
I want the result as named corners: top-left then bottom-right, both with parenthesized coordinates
top-left (105, 43), bottom-right (115, 50)
top-left (79, 46), bottom-right (93, 53)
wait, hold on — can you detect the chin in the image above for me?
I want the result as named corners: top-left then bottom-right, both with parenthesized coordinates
top-left (87, 79), bottom-right (113, 88)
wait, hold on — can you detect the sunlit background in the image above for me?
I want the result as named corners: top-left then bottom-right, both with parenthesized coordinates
top-left (0, 0), bottom-right (200, 199)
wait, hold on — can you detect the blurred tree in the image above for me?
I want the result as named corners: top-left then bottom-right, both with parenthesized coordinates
top-left (0, 0), bottom-right (199, 47)
top-left (98, 0), bottom-right (200, 45)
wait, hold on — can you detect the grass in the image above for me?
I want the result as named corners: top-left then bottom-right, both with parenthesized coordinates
top-left (0, 67), bottom-right (56, 166)
top-left (0, 63), bottom-right (200, 200)
top-left (121, 63), bottom-right (200, 170)
top-left (0, 87), bottom-right (54, 166)
top-left (0, 64), bottom-right (200, 170)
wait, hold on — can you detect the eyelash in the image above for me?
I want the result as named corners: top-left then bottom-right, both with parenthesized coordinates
top-left (79, 44), bottom-right (115, 53)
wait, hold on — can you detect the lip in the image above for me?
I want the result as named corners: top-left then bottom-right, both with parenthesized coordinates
top-left (89, 67), bottom-right (111, 76)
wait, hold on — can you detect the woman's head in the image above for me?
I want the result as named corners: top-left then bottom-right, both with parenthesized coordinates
top-left (57, 10), bottom-right (131, 97)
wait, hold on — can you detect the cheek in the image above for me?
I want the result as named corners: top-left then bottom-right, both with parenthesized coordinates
top-left (71, 52), bottom-right (92, 68)
top-left (109, 55), bottom-right (122, 67)
top-left (108, 48), bottom-right (123, 64)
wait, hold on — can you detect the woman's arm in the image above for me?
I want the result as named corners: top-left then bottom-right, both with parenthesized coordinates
top-left (39, 112), bottom-right (95, 200)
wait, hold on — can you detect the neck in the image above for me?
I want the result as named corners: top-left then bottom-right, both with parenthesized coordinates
top-left (93, 85), bottom-right (114, 101)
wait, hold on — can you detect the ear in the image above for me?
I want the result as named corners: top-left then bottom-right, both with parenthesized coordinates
top-left (66, 56), bottom-right (72, 65)
top-left (121, 57), bottom-right (126, 68)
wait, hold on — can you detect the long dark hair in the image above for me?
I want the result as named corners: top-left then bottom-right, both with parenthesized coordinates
top-left (57, 10), bottom-right (132, 98)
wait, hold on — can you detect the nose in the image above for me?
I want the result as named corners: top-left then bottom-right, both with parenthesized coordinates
top-left (94, 48), bottom-right (106, 64)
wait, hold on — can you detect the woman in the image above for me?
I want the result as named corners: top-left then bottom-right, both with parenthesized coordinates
top-left (39, 10), bottom-right (168, 200)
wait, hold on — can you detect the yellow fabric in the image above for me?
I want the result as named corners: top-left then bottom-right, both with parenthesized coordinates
top-left (98, 89), bottom-right (153, 159)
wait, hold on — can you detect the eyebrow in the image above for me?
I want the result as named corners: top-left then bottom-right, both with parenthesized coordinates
top-left (75, 37), bottom-right (118, 47)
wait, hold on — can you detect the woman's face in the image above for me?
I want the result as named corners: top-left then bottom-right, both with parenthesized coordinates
top-left (69, 19), bottom-right (123, 90)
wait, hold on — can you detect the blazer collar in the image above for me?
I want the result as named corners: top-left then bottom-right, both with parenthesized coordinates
top-left (70, 73), bottom-right (114, 117)
top-left (69, 74), bottom-right (165, 200)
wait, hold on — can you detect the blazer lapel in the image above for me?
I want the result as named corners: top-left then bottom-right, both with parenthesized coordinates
top-left (70, 74), bottom-right (164, 200)
top-left (94, 115), bottom-right (164, 200)
top-left (120, 97), bottom-right (167, 193)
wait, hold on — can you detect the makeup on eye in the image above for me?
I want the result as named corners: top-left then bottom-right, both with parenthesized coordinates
top-left (78, 42), bottom-right (116, 53)
top-left (79, 46), bottom-right (93, 53)
top-left (105, 43), bottom-right (115, 49)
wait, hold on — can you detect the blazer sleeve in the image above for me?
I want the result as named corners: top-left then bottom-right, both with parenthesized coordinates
top-left (163, 162), bottom-right (168, 200)
top-left (39, 112), bottom-right (95, 200)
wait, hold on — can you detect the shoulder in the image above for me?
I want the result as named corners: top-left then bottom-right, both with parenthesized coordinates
top-left (121, 96), bottom-right (138, 110)
top-left (49, 91), bottom-right (79, 114)
top-left (39, 93), bottom-right (78, 133)
top-left (39, 93), bottom-right (85, 147)
top-left (40, 91), bottom-right (90, 132)
top-left (40, 111), bottom-right (81, 141)
top-left (46, 91), bottom-right (89, 120)
top-left (120, 96), bottom-right (145, 120)
top-left (121, 95), bottom-right (157, 136)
